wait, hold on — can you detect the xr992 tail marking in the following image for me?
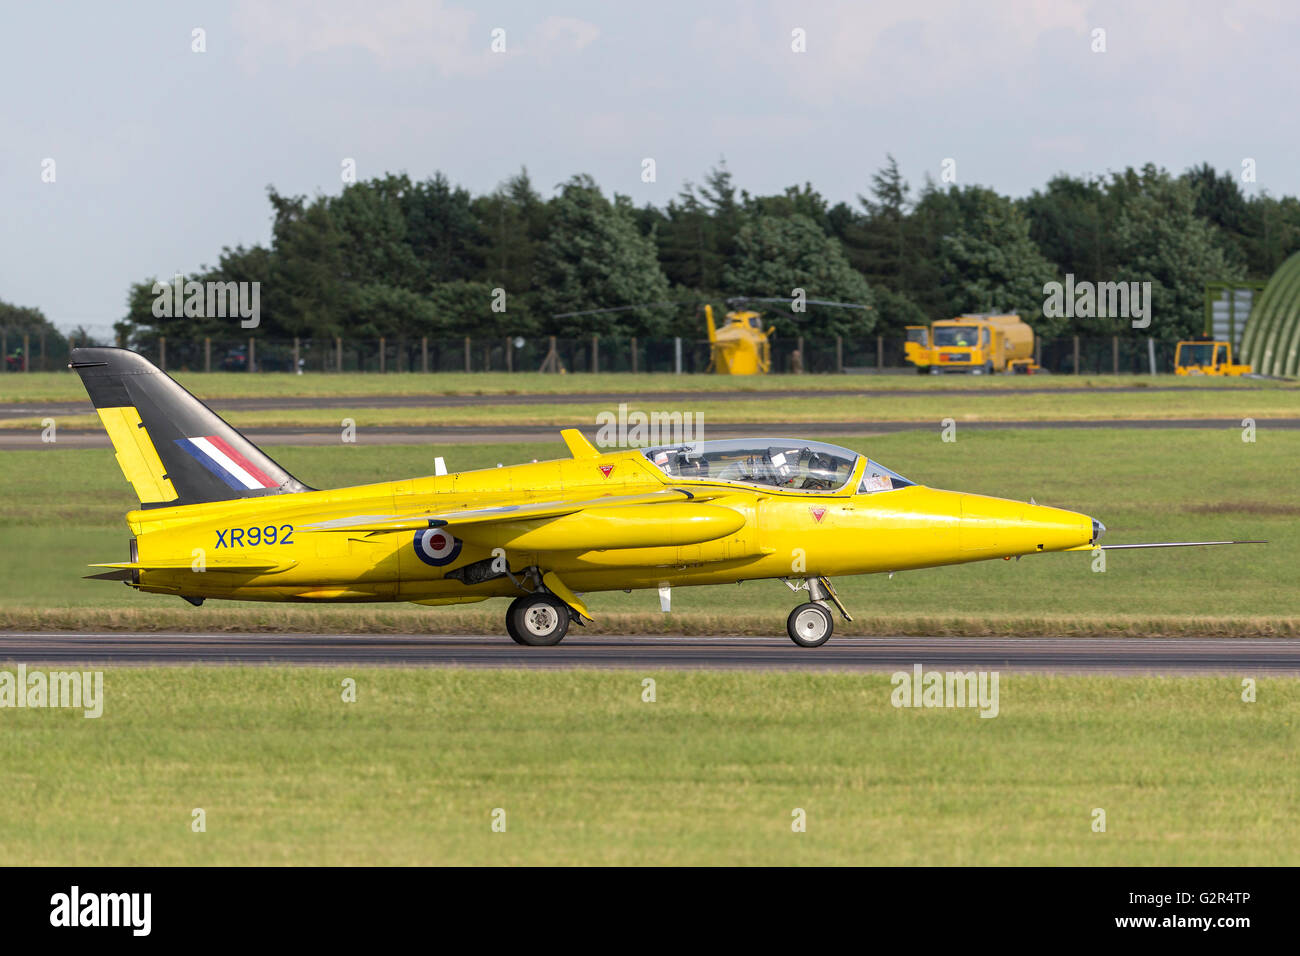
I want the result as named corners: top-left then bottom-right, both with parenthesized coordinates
top-left (215, 526), bottom-right (295, 549)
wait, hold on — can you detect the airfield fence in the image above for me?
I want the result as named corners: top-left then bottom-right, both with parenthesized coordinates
top-left (1, 331), bottom-right (1185, 376)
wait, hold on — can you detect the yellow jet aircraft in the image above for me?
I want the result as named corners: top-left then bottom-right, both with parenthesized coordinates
top-left (72, 348), bottom-right (1259, 647)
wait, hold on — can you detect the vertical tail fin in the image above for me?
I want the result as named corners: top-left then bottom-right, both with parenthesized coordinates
top-left (70, 347), bottom-right (312, 507)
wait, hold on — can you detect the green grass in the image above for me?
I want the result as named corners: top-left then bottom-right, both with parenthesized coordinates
top-left (0, 668), bottom-right (1294, 865)
top-left (2, 430), bottom-right (1296, 634)
top-left (1, 370), bottom-right (1293, 404)
top-left (9, 386), bottom-right (1300, 430)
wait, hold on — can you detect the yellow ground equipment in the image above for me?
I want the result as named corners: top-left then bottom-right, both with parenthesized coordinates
top-left (1174, 338), bottom-right (1253, 376)
top-left (905, 314), bottom-right (1037, 374)
top-left (704, 304), bottom-right (771, 375)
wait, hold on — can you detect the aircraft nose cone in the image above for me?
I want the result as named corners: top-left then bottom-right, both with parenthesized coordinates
top-left (1092, 519), bottom-right (1106, 544)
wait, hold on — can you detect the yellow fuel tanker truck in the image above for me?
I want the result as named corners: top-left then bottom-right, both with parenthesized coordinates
top-left (904, 313), bottom-right (1038, 374)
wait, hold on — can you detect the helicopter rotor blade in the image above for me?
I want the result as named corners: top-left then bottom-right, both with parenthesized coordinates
top-left (551, 300), bottom-right (696, 319)
top-left (728, 296), bottom-right (872, 311)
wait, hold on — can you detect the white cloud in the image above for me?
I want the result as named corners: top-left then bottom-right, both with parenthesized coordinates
top-left (532, 16), bottom-right (601, 57)
top-left (232, 0), bottom-right (486, 75)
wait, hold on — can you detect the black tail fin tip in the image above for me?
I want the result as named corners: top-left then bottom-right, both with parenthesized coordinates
top-left (71, 347), bottom-right (312, 507)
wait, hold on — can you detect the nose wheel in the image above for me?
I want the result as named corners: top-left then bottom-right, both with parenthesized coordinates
top-left (787, 602), bottom-right (834, 647)
top-left (506, 594), bottom-right (571, 646)
top-left (782, 576), bottom-right (850, 647)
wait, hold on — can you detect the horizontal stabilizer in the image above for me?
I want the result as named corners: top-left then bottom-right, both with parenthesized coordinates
top-left (84, 569), bottom-right (135, 581)
top-left (89, 559), bottom-right (297, 573)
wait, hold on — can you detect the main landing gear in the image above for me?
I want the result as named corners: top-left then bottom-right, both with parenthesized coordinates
top-left (505, 593), bottom-right (573, 646)
top-left (784, 576), bottom-right (853, 648)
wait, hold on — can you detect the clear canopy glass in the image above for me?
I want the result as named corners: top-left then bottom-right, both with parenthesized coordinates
top-left (642, 438), bottom-right (886, 493)
top-left (858, 459), bottom-right (915, 494)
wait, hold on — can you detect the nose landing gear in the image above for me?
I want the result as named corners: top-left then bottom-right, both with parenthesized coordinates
top-left (783, 576), bottom-right (852, 647)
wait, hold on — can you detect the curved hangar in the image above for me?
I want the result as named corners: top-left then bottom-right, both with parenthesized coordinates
top-left (1240, 250), bottom-right (1300, 377)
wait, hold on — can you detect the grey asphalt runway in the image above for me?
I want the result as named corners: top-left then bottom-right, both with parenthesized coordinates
top-left (4, 418), bottom-right (1296, 448)
top-left (0, 383), bottom-right (1284, 419)
top-left (0, 632), bottom-right (1295, 673)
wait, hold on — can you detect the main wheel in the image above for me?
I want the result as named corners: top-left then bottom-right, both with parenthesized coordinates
top-left (505, 598), bottom-right (525, 644)
top-left (507, 594), bottom-right (571, 646)
top-left (787, 602), bottom-right (834, 647)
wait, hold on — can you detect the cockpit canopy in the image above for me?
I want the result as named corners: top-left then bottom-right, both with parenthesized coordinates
top-left (641, 438), bottom-right (914, 494)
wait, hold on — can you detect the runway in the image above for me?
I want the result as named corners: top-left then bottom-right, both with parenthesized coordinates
top-left (0, 633), bottom-right (1296, 673)
top-left (3, 418), bottom-right (1295, 448)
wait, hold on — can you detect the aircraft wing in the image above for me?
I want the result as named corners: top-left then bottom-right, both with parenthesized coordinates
top-left (301, 488), bottom-right (708, 534)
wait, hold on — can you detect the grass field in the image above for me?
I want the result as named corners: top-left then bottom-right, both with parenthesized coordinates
top-left (1, 370), bottom-right (1294, 404)
top-left (2, 429), bottom-right (1295, 635)
top-left (0, 668), bottom-right (1294, 865)
top-left (7, 386), bottom-right (1300, 430)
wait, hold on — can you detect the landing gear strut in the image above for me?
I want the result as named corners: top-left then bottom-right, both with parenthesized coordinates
top-left (506, 593), bottom-right (571, 646)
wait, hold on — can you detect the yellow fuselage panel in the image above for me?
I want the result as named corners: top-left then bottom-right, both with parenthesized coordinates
top-left (124, 453), bottom-right (1093, 603)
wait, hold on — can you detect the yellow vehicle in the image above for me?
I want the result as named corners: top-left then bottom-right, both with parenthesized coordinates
top-left (704, 304), bottom-right (771, 375)
top-left (1174, 338), bottom-right (1253, 376)
top-left (905, 314), bottom-right (1037, 374)
top-left (71, 348), bottom-right (1259, 647)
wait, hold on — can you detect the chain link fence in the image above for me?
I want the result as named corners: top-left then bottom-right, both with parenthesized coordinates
top-left (2, 331), bottom-right (1187, 376)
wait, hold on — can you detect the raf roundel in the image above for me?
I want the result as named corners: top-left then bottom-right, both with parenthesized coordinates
top-left (413, 528), bottom-right (462, 566)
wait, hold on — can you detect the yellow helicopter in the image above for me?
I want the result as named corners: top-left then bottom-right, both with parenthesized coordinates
top-left (704, 298), bottom-right (871, 375)
top-left (704, 303), bottom-right (770, 374)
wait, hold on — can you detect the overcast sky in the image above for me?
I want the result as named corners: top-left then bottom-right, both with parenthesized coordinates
top-left (4, 0), bottom-right (1298, 337)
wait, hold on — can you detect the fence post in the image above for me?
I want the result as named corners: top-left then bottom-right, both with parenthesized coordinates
top-left (293, 336), bottom-right (300, 374)
top-left (1112, 336), bottom-right (1119, 375)
top-left (378, 336), bottom-right (385, 374)
top-left (1148, 337), bottom-right (1157, 376)
top-left (159, 336), bottom-right (166, 371)
top-left (504, 337), bottom-right (512, 373)
top-left (40, 330), bottom-right (46, 370)
top-left (591, 334), bottom-right (599, 374)
top-left (674, 337), bottom-right (682, 374)
top-left (464, 337), bottom-right (471, 373)
top-left (631, 336), bottom-right (638, 374)
top-left (204, 337), bottom-right (211, 373)
top-left (422, 337), bottom-right (429, 373)
top-left (876, 335), bottom-right (883, 370)
top-left (335, 337), bottom-right (342, 373)
top-left (1035, 337), bottom-right (1042, 369)
top-left (248, 337), bottom-right (255, 373)
top-left (797, 335), bottom-right (805, 373)
top-left (483, 342), bottom-right (490, 372)
top-left (835, 335), bottom-right (843, 373)
top-left (1072, 335), bottom-right (1080, 375)
top-left (23, 334), bottom-right (30, 372)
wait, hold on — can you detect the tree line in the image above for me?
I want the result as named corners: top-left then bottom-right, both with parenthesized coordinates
top-left (10, 157), bottom-right (1300, 356)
